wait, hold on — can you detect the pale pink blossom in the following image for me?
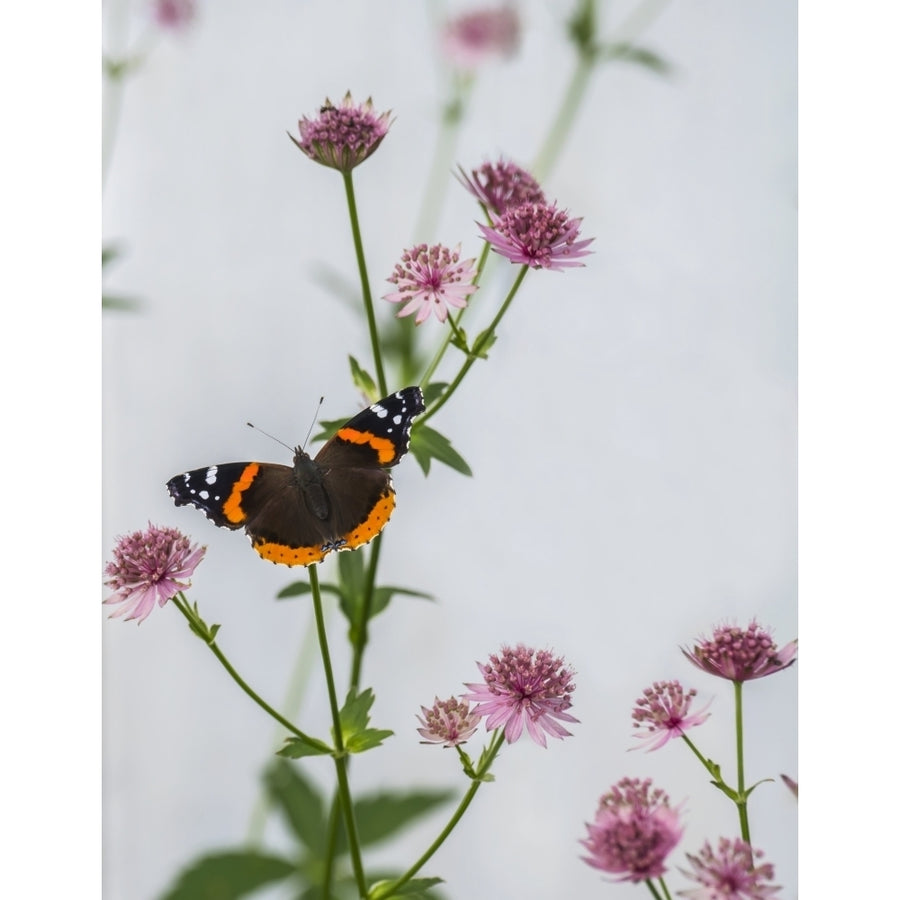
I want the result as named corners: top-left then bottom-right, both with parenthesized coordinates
top-left (463, 644), bottom-right (577, 746)
top-left (631, 680), bottom-right (711, 751)
top-left (679, 838), bottom-right (781, 899)
top-left (417, 696), bottom-right (481, 747)
top-left (683, 620), bottom-right (798, 683)
top-left (441, 6), bottom-right (521, 69)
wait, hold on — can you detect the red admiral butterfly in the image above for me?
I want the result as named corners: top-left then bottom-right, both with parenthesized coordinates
top-left (167, 387), bottom-right (425, 566)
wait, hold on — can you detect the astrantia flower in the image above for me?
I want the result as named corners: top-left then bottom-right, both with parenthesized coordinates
top-left (683, 620), bottom-right (798, 683)
top-left (384, 243), bottom-right (478, 324)
top-left (581, 778), bottom-right (683, 882)
top-left (631, 680), bottom-right (711, 751)
top-left (417, 696), bottom-right (481, 747)
top-left (152, 0), bottom-right (196, 30)
top-left (290, 92), bottom-right (392, 173)
top-left (457, 158), bottom-right (546, 216)
top-left (678, 838), bottom-right (781, 899)
top-left (463, 644), bottom-right (577, 746)
top-left (104, 523), bottom-right (205, 624)
top-left (478, 201), bottom-right (593, 270)
top-left (441, 6), bottom-right (521, 69)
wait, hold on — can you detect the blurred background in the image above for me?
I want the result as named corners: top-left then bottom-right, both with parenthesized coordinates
top-left (102, 1), bottom-right (797, 897)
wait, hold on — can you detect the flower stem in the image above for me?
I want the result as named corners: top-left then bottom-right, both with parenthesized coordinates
top-left (419, 263), bottom-right (528, 425)
top-left (309, 564), bottom-right (367, 896)
top-left (644, 878), bottom-right (665, 900)
top-left (350, 535), bottom-right (383, 691)
top-left (343, 170), bottom-right (387, 397)
top-left (376, 731), bottom-right (506, 899)
top-left (733, 679), bottom-right (752, 846)
top-left (170, 593), bottom-right (328, 751)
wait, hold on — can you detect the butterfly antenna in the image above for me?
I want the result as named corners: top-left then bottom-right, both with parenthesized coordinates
top-left (245, 421), bottom-right (295, 453)
top-left (301, 396), bottom-right (325, 451)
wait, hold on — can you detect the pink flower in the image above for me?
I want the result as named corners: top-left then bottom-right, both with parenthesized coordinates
top-left (417, 696), bottom-right (481, 747)
top-left (631, 680), bottom-right (711, 751)
top-left (457, 158), bottom-right (546, 216)
top-left (289, 92), bottom-right (392, 173)
top-left (441, 6), bottom-right (521, 69)
top-left (463, 644), bottom-right (577, 746)
top-left (581, 778), bottom-right (683, 882)
top-left (384, 243), bottom-right (478, 324)
top-left (478, 201), bottom-right (593, 270)
top-left (152, 0), bottom-right (196, 30)
top-left (683, 620), bottom-right (798, 683)
top-left (678, 838), bottom-right (781, 899)
top-left (104, 523), bottom-right (205, 623)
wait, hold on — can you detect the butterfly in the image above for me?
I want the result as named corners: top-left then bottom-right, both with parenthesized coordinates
top-left (166, 387), bottom-right (425, 566)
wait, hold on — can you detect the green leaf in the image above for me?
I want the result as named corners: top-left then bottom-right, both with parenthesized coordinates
top-left (264, 759), bottom-right (327, 855)
top-left (339, 686), bottom-right (376, 735)
top-left (277, 579), bottom-right (342, 600)
top-left (369, 585), bottom-right (435, 618)
top-left (160, 850), bottom-right (295, 900)
top-left (102, 294), bottom-right (140, 311)
top-left (410, 425), bottom-right (472, 477)
top-left (345, 728), bottom-right (393, 753)
top-left (449, 327), bottom-right (469, 354)
top-left (277, 737), bottom-right (332, 759)
top-left (354, 790), bottom-right (455, 847)
top-left (101, 244), bottom-right (121, 268)
top-left (470, 329), bottom-right (497, 359)
top-left (349, 356), bottom-right (378, 402)
top-left (370, 877), bottom-right (445, 900)
top-left (603, 42), bottom-right (672, 75)
top-left (421, 382), bottom-right (448, 407)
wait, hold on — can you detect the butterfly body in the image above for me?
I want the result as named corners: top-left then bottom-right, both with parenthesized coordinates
top-left (166, 387), bottom-right (424, 566)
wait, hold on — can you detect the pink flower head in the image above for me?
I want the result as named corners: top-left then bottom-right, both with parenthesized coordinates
top-left (631, 680), bottom-right (711, 751)
top-left (384, 243), bottom-right (479, 324)
top-left (678, 838), bottom-right (781, 900)
top-left (581, 777), bottom-right (683, 882)
top-left (290, 92), bottom-right (392, 173)
top-left (417, 696), bottom-right (481, 747)
top-left (441, 6), bottom-right (521, 69)
top-left (104, 523), bottom-right (205, 624)
top-left (683, 620), bottom-right (798, 683)
top-left (457, 158), bottom-right (546, 216)
top-left (152, 0), bottom-right (196, 30)
top-left (463, 644), bottom-right (577, 746)
top-left (478, 201), bottom-right (593, 270)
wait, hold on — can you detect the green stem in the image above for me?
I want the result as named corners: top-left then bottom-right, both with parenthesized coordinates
top-left (377, 731), bottom-right (505, 899)
top-left (418, 240), bottom-right (492, 390)
top-left (531, 50), bottom-right (595, 183)
top-left (309, 565), bottom-right (367, 896)
top-left (343, 170), bottom-right (387, 397)
top-left (644, 878), bottom-right (665, 900)
top-left (350, 535), bottom-right (383, 691)
top-left (170, 594), bottom-right (328, 751)
top-left (734, 680), bottom-right (751, 846)
top-left (411, 76), bottom-right (474, 243)
top-left (419, 264), bottom-right (528, 425)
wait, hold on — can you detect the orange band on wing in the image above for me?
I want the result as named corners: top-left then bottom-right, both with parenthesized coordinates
top-left (335, 427), bottom-right (397, 464)
top-left (222, 463), bottom-right (260, 524)
top-left (343, 491), bottom-right (396, 549)
top-left (252, 539), bottom-right (327, 567)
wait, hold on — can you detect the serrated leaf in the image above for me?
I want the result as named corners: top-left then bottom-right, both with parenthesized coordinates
top-left (354, 790), bottom-right (455, 847)
top-left (264, 759), bottom-right (327, 854)
top-left (349, 356), bottom-right (378, 401)
top-left (277, 737), bottom-right (332, 759)
top-left (339, 687), bottom-right (376, 735)
top-left (346, 728), bottom-right (393, 753)
top-left (160, 850), bottom-right (295, 900)
top-left (410, 425), bottom-right (472, 477)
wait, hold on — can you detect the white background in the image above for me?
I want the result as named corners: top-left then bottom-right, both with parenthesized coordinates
top-left (100, 1), bottom-right (799, 898)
